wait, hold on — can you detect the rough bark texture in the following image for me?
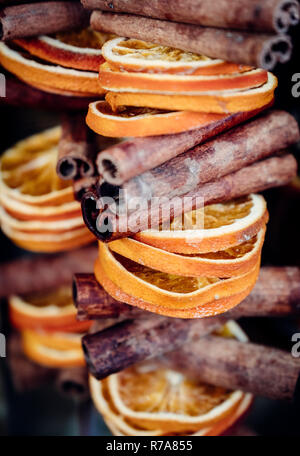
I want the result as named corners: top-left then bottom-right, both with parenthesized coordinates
top-left (57, 112), bottom-right (96, 180)
top-left (82, 316), bottom-right (224, 379)
top-left (84, 154), bottom-right (297, 241)
top-left (101, 111), bottom-right (299, 204)
top-left (166, 336), bottom-right (300, 400)
top-left (0, 245), bottom-right (97, 298)
top-left (91, 11), bottom-right (293, 69)
top-left (96, 105), bottom-right (272, 185)
top-left (73, 273), bottom-right (142, 320)
top-left (0, 2), bottom-right (89, 40)
top-left (232, 266), bottom-right (300, 317)
top-left (74, 267), bottom-right (300, 320)
top-left (84, 0), bottom-right (300, 33)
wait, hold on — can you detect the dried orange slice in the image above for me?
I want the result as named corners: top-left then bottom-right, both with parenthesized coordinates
top-left (0, 207), bottom-right (86, 233)
top-left (135, 194), bottom-right (268, 254)
top-left (108, 227), bottom-right (265, 278)
top-left (1, 223), bottom-right (94, 253)
top-left (22, 329), bottom-right (85, 368)
top-left (0, 42), bottom-right (104, 96)
top-left (0, 127), bottom-right (72, 206)
top-left (90, 320), bottom-right (252, 435)
top-left (99, 63), bottom-right (268, 94)
top-left (94, 264), bottom-right (254, 318)
top-left (102, 38), bottom-right (253, 75)
top-left (106, 72), bottom-right (277, 113)
top-left (14, 29), bottom-right (112, 72)
top-left (8, 286), bottom-right (91, 332)
top-left (86, 100), bottom-right (227, 137)
top-left (0, 127), bottom-right (93, 252)
top-left (95, 244), bottom-right (260, 317)
top-left (22, 329), bottom-right (82, 350)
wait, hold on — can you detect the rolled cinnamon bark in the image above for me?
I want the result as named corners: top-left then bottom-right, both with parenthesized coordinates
top-left (55, 366), bottom-right (89, 401)
top-left (0, 245), bottom-right (97, 298)
top-left (74, 267), bottom-right (300, 320)
top-left (82, 153), bottom-right (297, 241)
top-left (0, 2), bottom-right (89, 40)
top-left (0, 71), bottom-right (97, 111)
top-left (166, 336), bottom-right (300, 400)
top-left (84, 0), bottom-right (300, 34)
top-left (73, 176), bottom-right (99, 201)
top-left (96, 105), bottom-right (272, 186)
top-left (99, 111), bottom-right (299, 202)
top-left (90, 11), bottom-right (293, 69)
top-left (73, 273), bottom-right (139, 320)
top-left (82, 315), bottom-right (224, 379)
top-left (57, 112), bottom-right (96, 180)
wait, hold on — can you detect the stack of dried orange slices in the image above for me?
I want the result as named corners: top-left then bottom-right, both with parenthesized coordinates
top-left (90, 320), bottom-right (253, 436)
top-left (9, 285), bottom-right (91, 368)
top-left (94, 195), bottom-right (268, 318)
top-left (0, 127), bottom-right (94, 252)
top-left (0, 28), bottom-right (112, 97)
top-left (85, 37), bottom-right (278, 136)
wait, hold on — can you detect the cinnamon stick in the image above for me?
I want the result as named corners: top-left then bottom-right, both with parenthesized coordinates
top-left (55, 366), bottom-right (89, 401)
top-left (74, 267), bottom-right (300, 320)
top-left (99, 111), bottom-right (299, 203)
top-left (165, 336), bottom-right (300, 400)
top-left (82, 315), bottom-right (224, 379)
top-left (0, 245), bottom-right (97, 298)
top-left (90, 11), bottom-right (293, 70)
top-left (0, 71), bottom-right (97, 111)
top-left (0, 2), bottom-right (89, 40)
top-left (57, 112), bottom-right (96, 180)
top-left (96, 104), bottom-right (272, 186)
top-left (73, 273), bottom-right (141, 320)
top-left (81, 266), bottom-right (300, 380)
top-left (82, 153), bottom-right (297, 241)
top-left (84, 0), bottom-right (300, 34)
top-left (73, 175), bottom-right (98, 201)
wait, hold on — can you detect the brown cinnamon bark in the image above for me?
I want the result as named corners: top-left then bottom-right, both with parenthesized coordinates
top-left (90, 11), bottom-right (293, 69)
top-left (73, 176), bottom-right (99, 201)
top-left (82, 315), bottom-right (224, 379)
top-left (0, 71), bottom-right (97, 111)
top-left (232, 266), bottom-right (300, 317)
top-left (96, 104), bottom-right (272, 186)
top-left (74, 267), bottom-right (300, 320)
top-left (73, 273), bottom-right (142, 320)
top-left (84, 0), bottom-right (300, 34)
top-left (99, 111), bottom-right (299, 203)
top-left (82, 154), bottom-right (297, 241)
top-left (57, 112), bottom-right (96, 180)
top-left (166, 337), bottom-right (300, 400)
top-left (55, 366), bottom-right (89, 401)
top-left (0, 2), bottom-right (89, 40)
top-left (0, 245), bottom-right (97, 298)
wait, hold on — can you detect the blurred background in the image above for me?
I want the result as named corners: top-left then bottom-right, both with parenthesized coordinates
top-left (0, 26), bottom-right (300, 436)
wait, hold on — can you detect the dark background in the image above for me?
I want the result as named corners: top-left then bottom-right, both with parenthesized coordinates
top-left (0, 25), bottom-right (300, 435)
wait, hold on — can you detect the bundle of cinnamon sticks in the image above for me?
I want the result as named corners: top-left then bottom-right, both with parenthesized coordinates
top-left (76, 266), bottom-right (300, 401)
top-left (81, 108), bottom-right (299, 241)
top-left (83, 0), bottom-right (300, 69)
